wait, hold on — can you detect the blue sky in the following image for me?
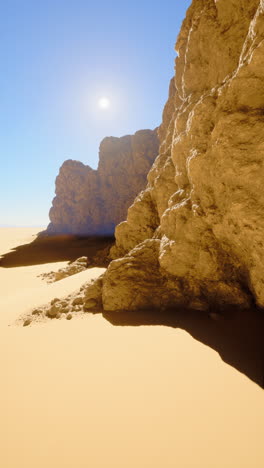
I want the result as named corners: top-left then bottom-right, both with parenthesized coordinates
top-left (0, 0), bottom-right (191, 226)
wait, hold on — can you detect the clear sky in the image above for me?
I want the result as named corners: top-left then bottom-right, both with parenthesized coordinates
top-left (0, 0), bottom-right (191, 227)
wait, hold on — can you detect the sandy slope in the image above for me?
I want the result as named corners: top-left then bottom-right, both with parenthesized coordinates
top-left (1, 228), bottom-right (264, 468)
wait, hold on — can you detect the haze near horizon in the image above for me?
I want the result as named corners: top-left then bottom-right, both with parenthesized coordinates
top-left (0, 0), bottom-right (191, 227)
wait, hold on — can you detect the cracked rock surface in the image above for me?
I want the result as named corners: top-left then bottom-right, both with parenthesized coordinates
top-left (89, 0), bottom-right (264, 312)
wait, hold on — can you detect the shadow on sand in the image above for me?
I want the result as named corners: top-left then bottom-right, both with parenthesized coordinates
top-left (103, 306), bottom-right (264, 389)
top-left (0, 233), bottom-right (114, 268)
top-left (1, 233), bottom-right (263, 388)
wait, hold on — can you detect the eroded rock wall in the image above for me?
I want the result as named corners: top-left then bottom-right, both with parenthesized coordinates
top-left (46, 129), bottom-right (159, 235)
top-left (91, 0), bottom-right (264, 311)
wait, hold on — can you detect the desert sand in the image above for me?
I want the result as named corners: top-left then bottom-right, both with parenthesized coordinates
top-left (1, 228), bottom-right (264, 468)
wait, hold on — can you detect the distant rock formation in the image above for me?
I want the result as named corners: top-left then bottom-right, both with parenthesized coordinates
top-left (46, 129), bottom-right (159, 235)
top-left (84, 0), bottom-right (264, 311)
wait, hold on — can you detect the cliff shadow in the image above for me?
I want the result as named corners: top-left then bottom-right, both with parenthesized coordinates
top-left (0, 234), bottom-right (114, 268)
top-left (103, 306), bottom-right (264, 389)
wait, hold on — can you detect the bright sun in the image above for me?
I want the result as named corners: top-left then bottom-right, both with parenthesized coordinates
top-left (98, 97), bottom-right (110, 109)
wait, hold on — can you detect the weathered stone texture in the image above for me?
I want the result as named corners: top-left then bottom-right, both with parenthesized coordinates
top-left (94, 0), bottom-right (264, 311)
top-left (46, 129), bottom-right (159, 235)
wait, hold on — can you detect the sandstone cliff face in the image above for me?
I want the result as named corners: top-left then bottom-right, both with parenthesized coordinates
top-left (89, 0), bottom-right (264, 312)
top-left (47, 129), bottom-right (159, 235)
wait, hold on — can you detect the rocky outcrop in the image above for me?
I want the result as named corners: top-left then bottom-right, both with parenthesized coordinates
top-left (39, 257), bottom-right (88, 283)
top-left (87, 0), bottom-right (264, 312)
top-left (46, 129), bottom-right (159, 235)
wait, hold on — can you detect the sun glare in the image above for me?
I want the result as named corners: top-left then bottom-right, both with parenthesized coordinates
top-left (98, 97), bottom-right (110, 109)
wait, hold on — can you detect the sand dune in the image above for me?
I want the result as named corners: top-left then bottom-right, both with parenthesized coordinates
top-left (1, 228), bottom-right (264, 468)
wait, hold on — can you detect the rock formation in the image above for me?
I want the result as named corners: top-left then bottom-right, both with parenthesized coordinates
top-left (85, 0), bottom-right (264, 312)
top-left (46, 129), bottom-right (159, 235)
top-left (39, 256), bottom-right (88, 283)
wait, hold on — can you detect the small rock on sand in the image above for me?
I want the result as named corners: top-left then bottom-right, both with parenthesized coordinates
top-left (23, 319), bottom-right (32, 327)
top-left (84, 299), bottom-right (98, 310)
top-left (76, 256), bottom-right (88, 264)
top-left (66, 314), bottom-right (72, 320)
top-left (51, 298), bottom-right (60, 305)
top-left (32, 308), bottom-right (42, 315)
top-left (47, 302), bottom-right (62, 318)
top-left (72, 296), bottom-right (83, 306)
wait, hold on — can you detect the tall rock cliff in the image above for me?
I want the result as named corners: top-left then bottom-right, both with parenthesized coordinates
top-left (46, 129), bottom-right (159, 235)
top-left (85, 0), bottom-right (264, 312)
